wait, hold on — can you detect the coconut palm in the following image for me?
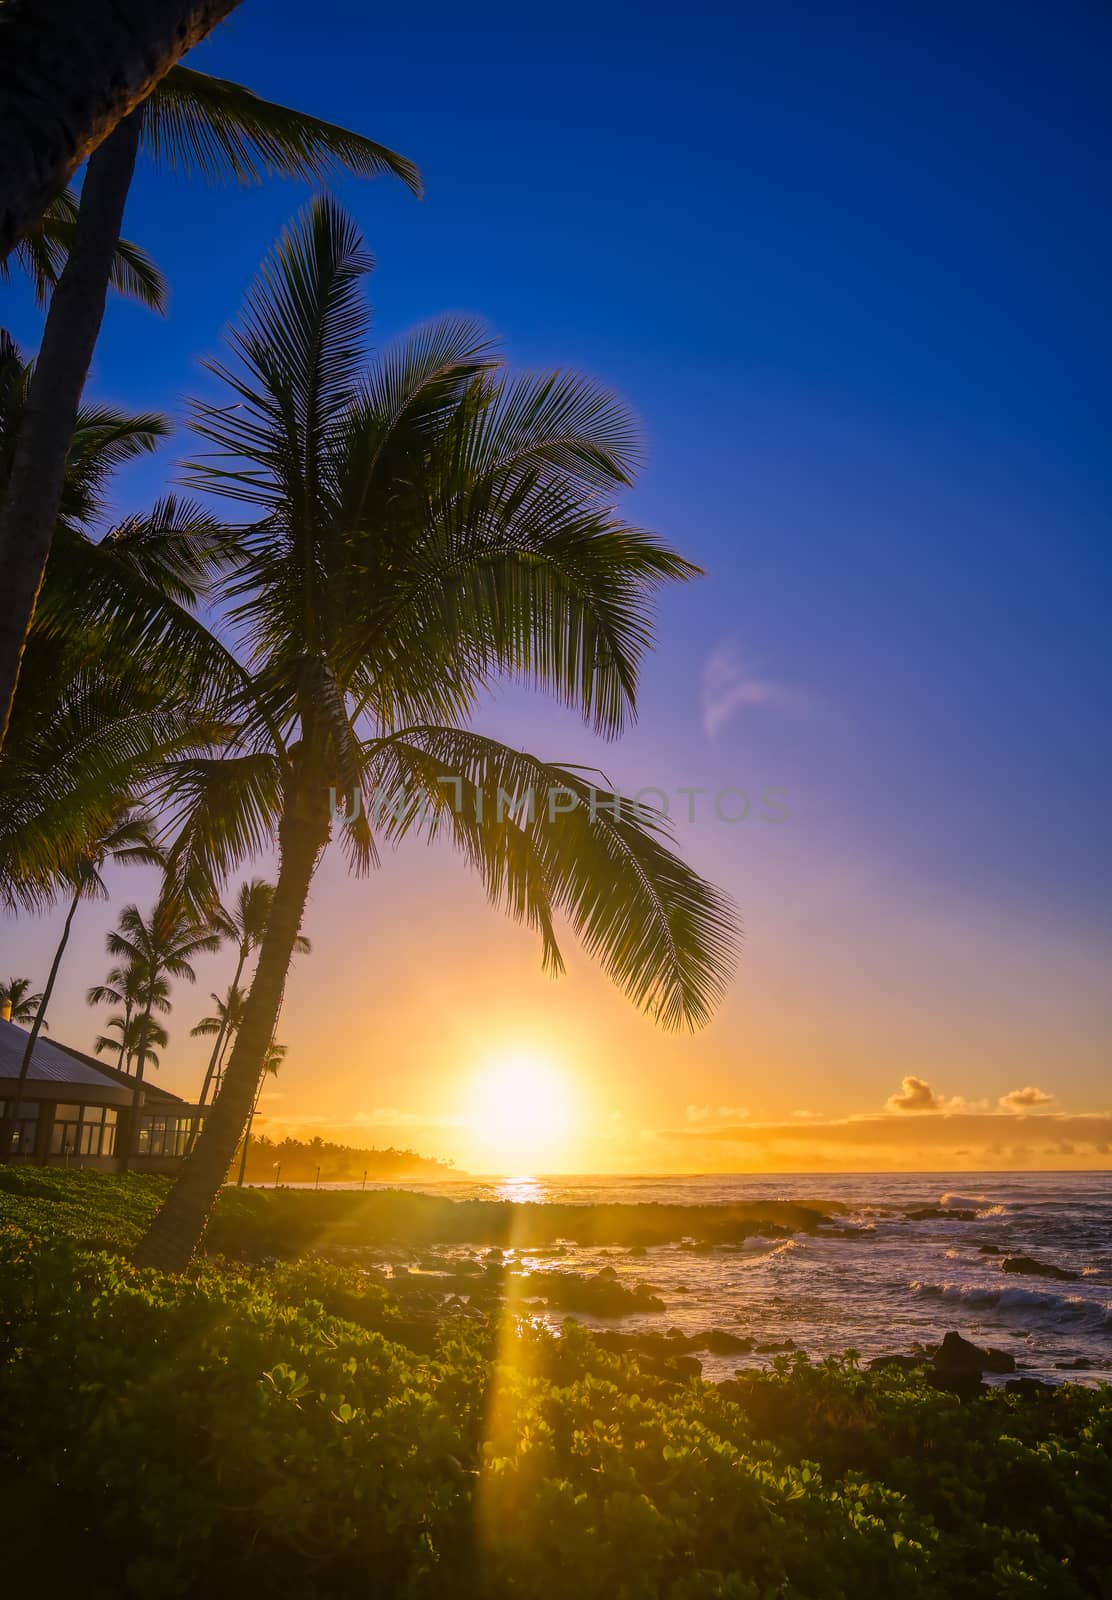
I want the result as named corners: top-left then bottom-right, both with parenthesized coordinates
top-left (0, 57), bottom-right (421, 748)
top-left (190, 982), bottom-right (246, 1103)
top-left (0, 977), bottom-right (45, 1027)
top-left (2, 186), bottom-right (167, 310)
top-left (88, 964), bottom-right (172, 1073)
top-left (0, 331), bottom-right (236, 909)
top-left (235, 1040), bottom-right (286, 1187)
top-left (133, 197), bottom-right (738, 1271)
top-left (105, 894), bottom-right (221, 1161)
top-left (0, 0), bottom-right (244, 260)
top-left (94, 1011), bottom-right (169, 1074)
top-left (196, 879), bottom-right (310, 1108)
top-left (0, 805), bottom-right (165, 1157)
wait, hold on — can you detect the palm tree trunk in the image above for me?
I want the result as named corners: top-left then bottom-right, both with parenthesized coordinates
top-left (0, 0), bottom-right (243, 263)
top-left (116, 1001), bottom-right (132, 1074)
top-left (121, 1000), bottom-right (154, 1171)
top-left (134, 791), bottom-right (329, 1271)
top-left (2, 880), bottom-right (82, 1158)
top-left (0, 111), bottom-right (141, 746)
top-left (236, 1076), bottom-right (265, 1187)
top-left (197, 947), bottom-right (246, 1109)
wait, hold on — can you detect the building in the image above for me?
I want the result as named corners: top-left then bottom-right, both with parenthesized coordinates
top-left (0, 1017), bottom-right (204, 1172)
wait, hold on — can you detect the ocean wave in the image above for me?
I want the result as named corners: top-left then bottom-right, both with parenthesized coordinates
top-left (939, 1192), bottom-right (990, 1209)
top-left (910, 1279), bottom-right (1112, 1330)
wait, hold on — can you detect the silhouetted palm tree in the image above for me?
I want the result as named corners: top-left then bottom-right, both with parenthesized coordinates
top-left (0, 977), bottom-right (44, 1026)
top-left (197, 878), bottom-right (309, 1107)
top-left (105, 894), bottom-right (220, 1161)
top-left (236, 1040), bottom-right (286, 1187)
top-left (134, 198), bottom-right (738, 1271)
top-left (0, 805), bottom-right (164, 1154)
top-left (88, 964), bottom-right (172, 1073)
top-left (0, 51), bottom-right (420, 747)
top-left (95, 1011), bottom-right (169, 1073)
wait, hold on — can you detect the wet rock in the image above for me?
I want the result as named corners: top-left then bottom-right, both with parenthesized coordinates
top-left (869, 1354), bottom-right (926, 1373)
top-left (1005, 1377), bottom-right (1056, 1398)
top-left (518, 1268), bottom-right (665, 1316)
top-left (453, 1256), bottom-right (483, 1275)
top-left (698, 1328), bottom-right (755, 1355)
top-left (1000, 1254), bottom-right (1078, 1281)
top-left (627, 1244), bottom-right (648, 1258)
top-left (933, 1331), bottom-right (1015, 1374)
top-left (977, 1244), bottom-right (1001, 1255)
top-left (755, 1338), bottom-right (797, 1353)
top-left (1054, 1356), bottom-right (1098, 1371)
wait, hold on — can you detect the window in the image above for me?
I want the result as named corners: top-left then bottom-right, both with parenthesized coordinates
top-left (138, 1112), bottom-right (193, 1157)
top-left (49, 1103), bottom-right (117, 1158)
top-left (5, 1105), bottom-right (39, 1156)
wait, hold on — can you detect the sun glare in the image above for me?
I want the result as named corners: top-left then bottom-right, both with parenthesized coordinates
top-left (466, 1053), bottom-right (573, 1170)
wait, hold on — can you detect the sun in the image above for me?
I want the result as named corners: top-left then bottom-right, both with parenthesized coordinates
top-left (465, 1053), bottom-right (572, 1170)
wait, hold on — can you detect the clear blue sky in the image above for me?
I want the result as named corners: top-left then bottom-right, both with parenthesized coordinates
top-left (4, 0), bottom-right (1110, 1142)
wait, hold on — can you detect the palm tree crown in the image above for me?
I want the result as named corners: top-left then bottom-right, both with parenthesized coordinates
top-left (0, 977), bottom-right (45, 1027)
top-left (135, 196), bottom-right (738, 1271)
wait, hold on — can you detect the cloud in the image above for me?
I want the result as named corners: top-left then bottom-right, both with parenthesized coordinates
top-left (887, 1075), bottom-right (942, 1112)
top-left (999, 1085), bottom-right (1054, 1111)
top-left (701, 643), bottom-right (813, 739)
top-left (686, 1103), bottom-right (750, 1123)
top-left (656, 1110), bottom-right (1112, 1169)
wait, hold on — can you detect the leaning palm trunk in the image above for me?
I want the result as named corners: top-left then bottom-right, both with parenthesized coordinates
top-left (0, 115), bottom-right (141, 745)
top-left (134, 787), bottom-right (328, 1271)
top-left (0, 0), bottom-right (242, 262)
top-left (196, 948), bottom-right (247, 1109)
top-left (0, 879), bottom-right (81, 1157)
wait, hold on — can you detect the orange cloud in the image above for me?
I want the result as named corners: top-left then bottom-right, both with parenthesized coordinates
top-left (999, 1085), bottom-right (1054, 1111)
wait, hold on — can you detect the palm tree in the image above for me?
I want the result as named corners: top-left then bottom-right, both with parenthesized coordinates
top-left (0, 331), bottom-right (235, 907)
top-left (0, 805), bottom-right (165, 1155)
top-left (105, 894), bottom-right (221, 1163)
top-left (0, 977), bottom-right (45, 1027)
top-left (0, 0), bottom-right (244, 260)
top-left (133, 197), bottom-right (739, 1271)
top-left (88, 964), bottom-right (172, 1073)
top-left (0, 56), bottom-right (421, 748)
top-left (235, 1040), bottom-right (286, 1187)
top-left (190, 982), bottom-right (246, 1103)
top-left (2, 186), bottom-right (167, 311)
top-left (197, 879), bottom-right (310, 1108)
top-left (95, 1011), bottom-right (169, 1073)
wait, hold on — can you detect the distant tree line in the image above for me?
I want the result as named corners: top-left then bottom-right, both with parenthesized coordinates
top-left (236, 1134), bottom-right (454, 1185)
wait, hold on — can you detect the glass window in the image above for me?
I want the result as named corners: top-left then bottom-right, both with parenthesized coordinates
top-left (53, 1103), bottom-right (82, 1120)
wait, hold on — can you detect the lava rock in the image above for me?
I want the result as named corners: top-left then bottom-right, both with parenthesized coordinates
top-left (1000, 1255), bottom-right (1079, 1281)
top-left (1005, 1377), bottom-right (1056, 1398)
top-left (933, 1331), bottom-right (1015, 1374)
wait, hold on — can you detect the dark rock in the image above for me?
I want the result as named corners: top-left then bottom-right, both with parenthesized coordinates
top-left (453, 1257), bottom-right (483, 1275)
top-left (977, 1244), bottom-right (1001, 1255)
top-left (627, 1245), bottom-right (648, 1258)
top-left (1000, 1255), bottom-right (1079, 1281)
top-left (755, 1338), bottom-right (797, 1353)
top-left (869, 1354), bottom-right (926, 1373)
top-left (1005, 1377), bottom-right (1056, 1398)
top-left (929, 1370), bottom-right (986, 1400)
top-left (1054, 1357), bottom-right (1098, 1371)
top-left (698, 1328), bottom-right (754, 1355)
top-left (933, 1330), bottom-right (1015, 1374)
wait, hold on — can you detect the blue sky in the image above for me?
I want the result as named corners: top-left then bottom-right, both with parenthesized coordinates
top-left (3, 0), bottom-right (1110, 1154)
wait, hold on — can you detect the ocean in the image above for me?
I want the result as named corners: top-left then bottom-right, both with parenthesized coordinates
top-left (301, 1170), bottom-right (1112, 1383)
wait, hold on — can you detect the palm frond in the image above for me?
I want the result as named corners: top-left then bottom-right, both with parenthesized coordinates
top-left (366, 728), bottom-right (740, 1030)
top-left (0, 188), bottom-right (168, 312)
top-left (146, 66), bottom-right (422, 194)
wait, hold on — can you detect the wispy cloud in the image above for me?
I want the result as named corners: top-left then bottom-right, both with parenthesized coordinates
top-left (701, 642), bottom-right (813, 740)
top-left (686, 1103), bottom-right (751, 1123)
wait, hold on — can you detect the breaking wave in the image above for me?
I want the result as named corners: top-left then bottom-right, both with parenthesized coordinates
top-left (910, 1279), bottom-right (1112, 1331)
